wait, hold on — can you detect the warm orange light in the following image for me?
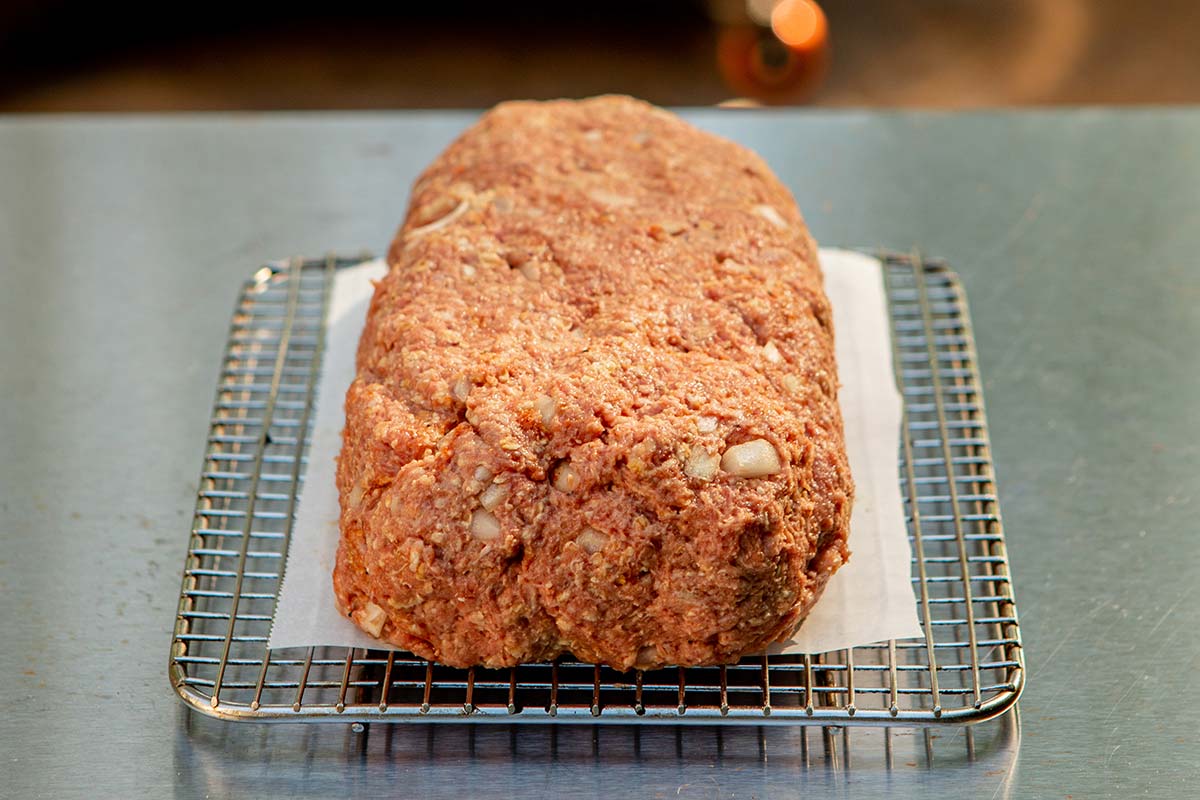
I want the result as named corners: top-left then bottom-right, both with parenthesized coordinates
top-left (770, 0), bottom-right (827, 53)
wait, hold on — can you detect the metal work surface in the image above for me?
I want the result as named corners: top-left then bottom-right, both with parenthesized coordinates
top-left (169, 253), bottom-right (1021, 727)
top-left (2, 109), bottom-right (1198, 797)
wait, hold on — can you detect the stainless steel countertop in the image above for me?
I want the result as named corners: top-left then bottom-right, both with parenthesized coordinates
top-left (1, 109), bottom-right (1197, 799)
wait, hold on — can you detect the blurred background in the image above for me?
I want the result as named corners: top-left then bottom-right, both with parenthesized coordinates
top-left (1, 0), bottom-right (1198, 111)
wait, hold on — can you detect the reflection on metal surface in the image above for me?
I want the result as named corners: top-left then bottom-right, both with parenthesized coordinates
top-left (176, 703), bottom-right (1021, 797)
top-left (169, 251), bottom-right (1023, 727)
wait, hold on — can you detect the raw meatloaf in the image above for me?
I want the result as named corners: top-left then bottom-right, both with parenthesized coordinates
top-left (333, 95), bottom-right (853, 670)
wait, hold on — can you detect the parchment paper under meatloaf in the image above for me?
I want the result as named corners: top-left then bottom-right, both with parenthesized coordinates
top-left (333, 96), bottom-right (853, 670)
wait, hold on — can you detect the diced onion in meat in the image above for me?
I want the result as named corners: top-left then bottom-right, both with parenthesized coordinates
top-left (479, 483), bottom-right (508, 511)
top-left (635, 645), bottom-right (658, 667)
top-left (347, 481), bottom-right (366, 509)
top-left (754, 204), bottom-right (787, 229)
top-left (470, 509), bottom-right (502, 540)
top-left (407, 200), bottom-right (468, 238)
top-left (534, 395), bottom-right (557, 426)
top-left (721, 439), bottom-right (782, 478)
top-left (576, 527), bottom-right (609, 554)
top-left (356, 602), bottom-right (387, 637)
top-left (553, 463), bottom-right (580, 493)
top-left (684, 445), bottom-right (720, 481)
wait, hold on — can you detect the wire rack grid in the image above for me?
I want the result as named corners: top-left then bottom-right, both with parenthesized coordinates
top-left (168, 250), bottom-right (1023, 726)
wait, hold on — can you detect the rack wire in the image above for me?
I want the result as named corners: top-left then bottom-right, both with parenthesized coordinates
top-left (169, 250), bottom-right (1023, 726)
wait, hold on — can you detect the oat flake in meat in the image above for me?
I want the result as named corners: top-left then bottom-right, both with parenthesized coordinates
top-left (333, 95), bottom-right (853, 670)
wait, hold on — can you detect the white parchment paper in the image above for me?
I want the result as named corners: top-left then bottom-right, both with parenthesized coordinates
top-left (269, 248), bottom-right (922, 654)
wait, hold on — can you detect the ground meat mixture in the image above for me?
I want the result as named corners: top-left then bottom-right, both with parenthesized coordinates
top-left (333, 95), bottom-right (853, 670)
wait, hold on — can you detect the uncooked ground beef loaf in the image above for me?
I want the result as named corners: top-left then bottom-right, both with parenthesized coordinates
top-left (333, 96), bottom-right (853, 670)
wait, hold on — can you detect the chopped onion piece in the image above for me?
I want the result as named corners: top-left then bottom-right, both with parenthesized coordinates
top-left (635, 645), bottom-right (658, 667)
top-left (407, 200), bottom-right (469, 238)
top-left (763, 341), bottom-right (782, 363)
top-left (479, 482), bottom-right (508, 511)
top-left (697, 416), bottom-right (718, 433)
top-left (452, 378), bottom-right (471, 402)
top-left (534, 395), bottom-right (557, 426)
top-left (553, 462), bottom-right (580, 493)
top-left (356, 602), bottom-right (387, 637)
top-left (721, 439), bottom-right (783, 478)
top-left (469, 509), bottom-right (502, 540)
top-left (754, 204), bottom-right (787, 229)
top-left (474, 466), bottom-right (494, 482)
top-left (684, 445), bottom-right (720, 481)
top-left (576, 527), bottom-right (609, 554)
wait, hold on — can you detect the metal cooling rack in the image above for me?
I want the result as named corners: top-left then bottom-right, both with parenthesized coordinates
top-left (169, 250), bottom-right (1024, 726)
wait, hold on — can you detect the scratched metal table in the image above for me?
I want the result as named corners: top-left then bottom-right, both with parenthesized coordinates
top-left (2, 109), bottom-right (1197, 799)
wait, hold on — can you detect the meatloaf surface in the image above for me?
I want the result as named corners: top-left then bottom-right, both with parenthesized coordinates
top-left (333, 95), bottom-right (853, 670)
